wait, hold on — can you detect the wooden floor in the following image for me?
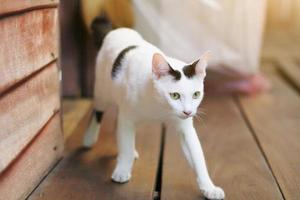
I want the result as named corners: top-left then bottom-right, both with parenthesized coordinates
top-left (28, 32), bottom-right (300, 200)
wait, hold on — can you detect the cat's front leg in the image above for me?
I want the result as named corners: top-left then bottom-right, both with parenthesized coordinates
top-left (111, 111), bottom-right (136, 183)
top-left (176, 118), bottom-right (225, 200)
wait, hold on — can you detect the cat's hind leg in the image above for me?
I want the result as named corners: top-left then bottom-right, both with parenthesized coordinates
top-left (134, 149), bottom-right (139, 159)
top-left (82, 111), bottom-right (103, 148)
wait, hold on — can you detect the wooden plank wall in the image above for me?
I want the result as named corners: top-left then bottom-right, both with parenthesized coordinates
top-left (0, 8), bottom-right (58, 94)
top-left (0, 114), bottom-right (63, 200)
top-left (0, 0), bottom-right (58, 17)
top-left (0, 1), bottom-right (63, 199)
top-left (0, 63), bottom-right (60, 172)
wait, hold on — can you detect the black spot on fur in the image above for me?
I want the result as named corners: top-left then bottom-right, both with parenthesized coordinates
top-left (183, 60), bottom-right (199, 78)
top-left (111, 45), bottom-right (138, 79)
top-left (95, 111), bottom-right (104, 123)
top-left (168, 64), bottom-right (181, 81)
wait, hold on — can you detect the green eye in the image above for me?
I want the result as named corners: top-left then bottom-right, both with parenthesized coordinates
top-left (193, 91), bottom-right (201, 99)
top-left (170, 92), bottom-right (180, 100)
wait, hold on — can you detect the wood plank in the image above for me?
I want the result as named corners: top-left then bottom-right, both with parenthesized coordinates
top-left (63, 98), bottom-right (93, 140)
top-left (29, 107), bottom-right (162, 200)
top-left (161, 96), bottom-right (283, 200)
top-left (0, 0), bottom-right (58, 17)
top-left (262, 31), bottom-right (300, 61)
top-left (276, 58), bottom-right (300, 92)
top-left (0, 62), bottom-right (60, 173)
top-left (238, 63), bottom-right (300, 200)
top-left (0, 8), bottom-right (58, 94)
top-left (0, 114), bottom-right (63, 200)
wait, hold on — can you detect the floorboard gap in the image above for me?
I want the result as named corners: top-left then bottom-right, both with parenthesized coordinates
top-left (25, 157), bottom-right (63, 200)
top-left (233, 96), bottom-right (286, 200)
top-left (152, 124), bottom-right (166, 200)
top-left (273, 61), bottom-right (300, 94)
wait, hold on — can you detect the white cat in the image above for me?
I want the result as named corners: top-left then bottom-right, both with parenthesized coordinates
top-left (83, 28), bottom-right (225, 200)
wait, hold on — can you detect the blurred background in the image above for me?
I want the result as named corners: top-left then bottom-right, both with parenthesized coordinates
top-left (60, 0), bottom-right (300, 97)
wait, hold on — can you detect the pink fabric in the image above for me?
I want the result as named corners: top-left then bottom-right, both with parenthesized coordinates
top-left (205, 69), bottom-right (271, 96)
top-left (224, 74), bottom-right (271, 95)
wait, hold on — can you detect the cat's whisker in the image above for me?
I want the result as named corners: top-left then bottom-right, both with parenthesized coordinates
top-left (196, 112), bottom-right (206, 119)
top-left (194, 115), bottom-right (202, 123)
top-left (194, 112), bottom-right (208, 129)
top-left (197, 108), bottom-right (207, 116)
top-left (194, 113), bottom-right (204, 123)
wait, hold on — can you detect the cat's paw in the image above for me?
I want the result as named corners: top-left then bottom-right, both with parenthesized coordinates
top-left (111, 168), bottom-right (131, 183)
top-left (134, 150), bottom-right (139, 159)
top-left (82, 135), bottom-right (96, 148)
top-left (82, 128), bottom-right (100, 148)
top-left (200, 186), bottom-right (225, 200)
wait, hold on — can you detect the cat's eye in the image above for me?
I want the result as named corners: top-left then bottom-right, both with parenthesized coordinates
top-left (170, 92), bottom-right (180, 100)
top-left (193, 91), bottom-right (201, 99)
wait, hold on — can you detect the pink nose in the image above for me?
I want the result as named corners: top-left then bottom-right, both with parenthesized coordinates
top-left (183, 111), bottom-right (192, 116)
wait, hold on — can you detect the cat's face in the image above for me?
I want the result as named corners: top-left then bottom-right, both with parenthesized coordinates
top-left (152, 52), bottom-right (209, 119)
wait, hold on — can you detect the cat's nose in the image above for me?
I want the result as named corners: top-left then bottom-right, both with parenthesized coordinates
top-left (183, 111), bottom-right (192, 116)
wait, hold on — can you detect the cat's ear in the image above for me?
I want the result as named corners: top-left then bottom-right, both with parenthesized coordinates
top-left (152, 53), bottom-right (170, 79)
top-left (195, 51), bottom-right (211, 77)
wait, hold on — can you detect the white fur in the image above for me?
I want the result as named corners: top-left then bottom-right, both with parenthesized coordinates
top-left (83, 114), bottom-right (101, 148)
top-left (84, 28), bottom-right (224, 199)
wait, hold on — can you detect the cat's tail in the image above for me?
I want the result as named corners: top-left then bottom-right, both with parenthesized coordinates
top-left (80, 0), bottom-right (135, 48)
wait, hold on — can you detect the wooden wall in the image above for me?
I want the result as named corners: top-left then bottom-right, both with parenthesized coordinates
top-left (0, 1), bottom-right (63, 199)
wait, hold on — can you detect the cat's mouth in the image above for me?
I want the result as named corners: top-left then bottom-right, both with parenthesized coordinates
top-left (178, 113), bottom-right (194, 119)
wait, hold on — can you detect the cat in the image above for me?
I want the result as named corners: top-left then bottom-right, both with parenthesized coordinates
top-left (83, 28), bottom-right (225, 200)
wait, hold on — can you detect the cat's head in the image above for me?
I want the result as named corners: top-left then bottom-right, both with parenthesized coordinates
top-left (152, 52), bottom-right (209, 119)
